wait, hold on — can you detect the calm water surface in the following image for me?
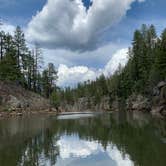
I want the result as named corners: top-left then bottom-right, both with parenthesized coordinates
top-left (0, 111), bottom-right (166, 166)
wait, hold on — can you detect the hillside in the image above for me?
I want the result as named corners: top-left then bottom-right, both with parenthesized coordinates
top-left (0, 81), bottom-right (51, 116)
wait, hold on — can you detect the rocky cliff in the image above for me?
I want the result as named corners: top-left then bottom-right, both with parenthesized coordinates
top-left (59, 96), bottom-right (110, 112)
top-left (126, 81), bottom-right (166, 117)
top-left (59, 81), bottom-right (166, 118)
top-left (0, 81), bottom-right (50, 113)
top-left (151, 81), bottom-right (166, 117)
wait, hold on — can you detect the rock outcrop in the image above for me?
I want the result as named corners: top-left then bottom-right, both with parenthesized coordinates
top-left (126, 94), bottom-right (151, 112)
top-left (152, 81), bottom-right (166, 117)
top-left (59, 96), bottom-right (110, 112)
top-left (0, 81), bottom-right (50, 112)
top-left (58, 81), bottom-right (166, 117)
top-left (125, 81), bottom-right (166, 117)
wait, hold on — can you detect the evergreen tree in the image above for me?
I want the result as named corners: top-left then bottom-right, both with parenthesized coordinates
top-left (156, 29), bottom-right (166, 80)
top-left (14, 26), bottom-right (27, 69)
top-left (41, 63), bottom-right (58, 98)
top-left (0, 49), bottom-right (22, 81)
top-left (0, 31), bottom-right (5, 60)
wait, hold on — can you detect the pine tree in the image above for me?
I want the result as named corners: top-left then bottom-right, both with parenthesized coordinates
top-left (0, 49), bottom-right (22, 81)
top-left (156, 29), bottom-right (166, 80)
top-left (14, 26), bottom-right (27, 69)
top-left (0, 31), bottom-right (5, 60)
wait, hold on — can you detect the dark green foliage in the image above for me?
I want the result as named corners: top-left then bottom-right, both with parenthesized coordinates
top-left (42, 63), bottom-right (58, 98)
top-left (0, 24), bottom-right (166, 107)
top-left (59, 74), bottom-right (108, 104)
top-left (0, 49), bottom-right (23, 81)
top-left (60, 24), bottom-right (166, 106)
top-left (50, 90), bottom-right (61, 108)
top-left (0, 26), bottom-right (58, 103)
top-left (14, 26), bottom-right (27, 68)
top-left (155, 29), bottom-right (166, 80)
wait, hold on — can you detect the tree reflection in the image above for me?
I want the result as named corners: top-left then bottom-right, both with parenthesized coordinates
top-left (0, 113), bottom-right (166, 166)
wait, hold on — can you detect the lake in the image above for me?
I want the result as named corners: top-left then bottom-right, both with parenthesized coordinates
top-left (0, 111), bottom-right (166, 166)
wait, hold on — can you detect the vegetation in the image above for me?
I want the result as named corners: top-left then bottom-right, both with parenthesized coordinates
top-left (60, 24), bottom-right (166, 105)
top-left (0, 26), bottom-right (58, 99)
top-left (0, 24), bottom-right (166, 108)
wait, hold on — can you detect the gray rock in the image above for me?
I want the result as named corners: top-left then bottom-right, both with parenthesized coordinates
top-left (161, 109), bottom-right (166, 117)
top-left (151, 106), bottom-right (165, 114)
top-left (127, 95), bottom-right (151, 112)
top-left (60, 96), bottom-right (110, 112)
top-left (7, 95), bottom-right (22, 110)
top-left (153, 87), bottom-right (160, 96)
top-left (157, 81), bottom-right (166, 90)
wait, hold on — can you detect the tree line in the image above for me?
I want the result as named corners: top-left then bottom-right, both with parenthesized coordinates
top-left (60, 24), bottom-right (166, 105)
top-left (0, 24), bottom-right (166, 108)
top-left (0, 26), bottom-right (58, 98)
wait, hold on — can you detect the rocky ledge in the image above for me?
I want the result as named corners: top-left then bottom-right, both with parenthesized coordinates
top-left (0, 81), bottom-right (51, 115)
top-left (151, 81), bottom-right (166, 117)
top-left (58, 96), bottom-right (110, 113)
top-left (126, 81), bottom-right (166, 117)
top-left (59, 81), bottom-right (166, 118)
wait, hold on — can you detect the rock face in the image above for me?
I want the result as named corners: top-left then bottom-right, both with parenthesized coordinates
top-left (125, 81), bottom-right (166, 117)
top-left (0, 81), bottom-right (50, 112)
top-left (59, 96), bottom-right (110, 112)
top-left (152, 81), bottom-right (166, 117)
top-left (126, 94), bottom-right (151, 112)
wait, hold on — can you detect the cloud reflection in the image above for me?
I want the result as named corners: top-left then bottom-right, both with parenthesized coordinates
top-left (57, 135), bottom-right (134, 166)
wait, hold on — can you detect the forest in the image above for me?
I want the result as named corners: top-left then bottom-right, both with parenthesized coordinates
top-left (0, 26), bottom-right (58, 99)
top-left (0, 24), bottom-right (166, 108)
top-left (59, 24), bottom-right (166, 106)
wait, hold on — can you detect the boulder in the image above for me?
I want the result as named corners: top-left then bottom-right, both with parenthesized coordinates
top-left (151, 106), bottom-right (165, 115)
top-left (151, 81), bottom-right (166, 117)
top-left (157, 81), bottom-right (166, 90)
top-left (127, 95), bottom-right (151, 112)
top-left (6, 95), bottom-right (22, 111)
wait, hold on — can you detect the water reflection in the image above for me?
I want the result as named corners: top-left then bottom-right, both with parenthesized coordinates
top-left (56, 135), bottom-right (133, 166)
top-left (0, 112), bottom-right (166, 166)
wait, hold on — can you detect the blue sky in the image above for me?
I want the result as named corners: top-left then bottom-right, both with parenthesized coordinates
top-left (0, 0), bottom-right (46, 25)
top-left (1, 0), bottom-right (166, 45)
top-left (0, 0), bottom-right (166, 87)
top-left (1, 0), bottom-right (166, 31)
top-left (1, 0), bottom-right (166, 53)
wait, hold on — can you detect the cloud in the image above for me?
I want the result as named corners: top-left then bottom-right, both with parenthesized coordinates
top-left (103, 48), bottom-right (128, 76)
top-left (43, 41), bottom-right (125, 69)
top-left (26, 0), bottom-right (144, 51)
top-left (57, 48), bottom-right (128, 87)
top-left (57, 64), bottom-right (98, 87)
top-left (57, 135), bottom-right (134, 166)
top-left (0, 22), bottom-right (15, 34)
top-left (57, 135), bottom-right (101, 159)
top-left (137, 0), bottom-right (145, 2)
top-left (106, 145), bottom-right (134, 166)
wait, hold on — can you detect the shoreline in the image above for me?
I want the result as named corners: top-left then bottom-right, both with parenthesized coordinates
top-left (0, 109), bottom-right (58, 119)
top-left (0, 108), bottom-right (164, 120)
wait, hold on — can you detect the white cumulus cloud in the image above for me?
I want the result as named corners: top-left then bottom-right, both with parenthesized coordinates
top-left (107, 145), bottom-right (134, 166)
top-left (26, 0), bottom-right (144, 51)
top-left (0, 22), bottom-right (15, 35)
top-left (57, 135), bottom-right (101, 159)
top-left (103, 48), bottom-right (128, 76)
top-left (57, 48), bottom-right (128, 87)
top-left (57, 64), bottom-right (98, 87)
top-left (56, 135), bottom-right (134, 166)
